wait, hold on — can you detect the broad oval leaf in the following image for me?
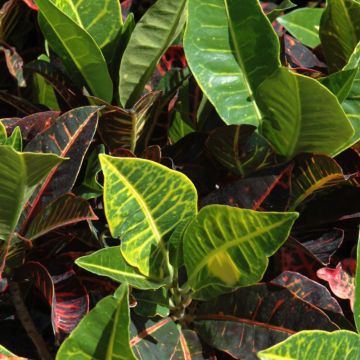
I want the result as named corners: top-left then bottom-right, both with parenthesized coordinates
top-left (51, 0), bottom-right (123, 62)
top-left (277, 8), bottom-right (323, 48)
top-left (320, 0), bottom-right (360, 72)
top-left (56, 283), bottom-right (136, 360)
top-left (258, 330), bottom-right (360, 360)
top-left (183, 205), bottom-right (298, 299)
top-left (257, 67), bottom-right (354, 159)
top-left (119, 0), bottom-right (186, 107)
top-left (76, 247), bottom-right (168, 290)
top-left (100, 155), bottom-right (197, 279)
top-left (184, 0), bottom-right (280, 126)
top-left (0, 146), bottom-right (63, 242)
top-left (36, 0), bottom-right (113, 102)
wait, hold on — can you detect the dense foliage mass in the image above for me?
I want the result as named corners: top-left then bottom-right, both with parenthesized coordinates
top-left (0, 0), bottom-right (359, 359)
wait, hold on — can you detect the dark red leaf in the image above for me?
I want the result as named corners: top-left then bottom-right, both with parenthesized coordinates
top-left (0, 91), bottom-right (44, 115)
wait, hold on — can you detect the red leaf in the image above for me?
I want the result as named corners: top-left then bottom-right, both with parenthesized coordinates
top-left (21, 0), bottom-right (38, 10)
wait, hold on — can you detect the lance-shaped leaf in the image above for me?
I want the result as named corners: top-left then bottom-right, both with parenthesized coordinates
top-left (195, 284), bottom-right (338, 359)
top-left (289, 154), bottom-right (352, 210)
top-left (24, 193), bottom-right (98, 241)
top-left (119, 0), bottom-right (186, 107)
top-left (50, 0), bottom-right (123, 62)
top-left (0, 146), bottom-right (63, 242)
top-left (206, 125), bottom-right (274, 177)
top-left (57, 283), bottom-right (136, 360)
top-left (14, 261), bottom-right (89, 338)
top-left (76, 247), bottom-right (168, 290)
top-left (277, 8), bottom-right (323, 48)
top-left (100, 155), bottom-right (197, 279)
top-left (272, 271), bottom-right (343, 314)
top-left (96, 92), bottom-right (160, 153)
top-left (0, 91), bottom-right (44, 115)
top-left (258, 330), bottom-right (360, 360)
top-left (320, 0), bottom-right (360, 72)
top-left (184, 0), bottom-right (280, 126)
top-left (20, 106), bottom-right (100, 232)
top-left (183, 205), bottom-right (298, 300)
top-left (257, 67), bottom-right (354, 159)
top-left (36, 0), bottom-right (113, 102)
top-left (130, 315), bottom-right (180, 359)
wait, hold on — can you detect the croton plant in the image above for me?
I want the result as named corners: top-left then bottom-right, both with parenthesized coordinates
top-left (0, 0), bottom-right (359, 359)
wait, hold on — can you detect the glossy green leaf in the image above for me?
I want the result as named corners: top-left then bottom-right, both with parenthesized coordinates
top-left (76, 246), bottom-right (168, 290)
top-left (206, 125), bottom-right (274, 177)
top-left (258, 330), bottom-right (360, 359)
top-left (51, 0), bottom-right (123, 62)
top-left (0, 123), bottom-right (22, 151)
top-left (169, 112), bottom-right (195, 144)
top-left (100, 155), bottom-right (197, 279)
top-left (25, 193), bottom-right (98, 241)
top-left (134, 288), bottom-right (170, 318)
top-left (183, 205), bottom-right (298, 300)
top-left (257, 67), bottom-right (354, 159)
top-left (119, 0), bottom-right (186, 107)
top-left (56, 283), bottom-right (136, 360)
top-left (184, 0), bottom-right (280, 126)
top-left (354, 231), bottom-right (360, 332)
top-left (289, 154), bottom-right (351, 210)
top-left (320, 0), bottom-right (360, 72)
top-left (267, 0), bottom-right (296, 23)
top-left (277, 8), bottom-right (323, 48)
top-left (36, 0), bottom-right (113, 102)
top-left (0, 146), bottom-right (63, 242)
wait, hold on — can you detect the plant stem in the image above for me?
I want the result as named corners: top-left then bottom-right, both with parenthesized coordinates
top-left (9, 280), bottom-right (52, 360)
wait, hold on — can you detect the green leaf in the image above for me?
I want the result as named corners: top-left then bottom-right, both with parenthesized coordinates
top-left (56, 283), bottom-right (137, 360)
top-left (76, 247), bottom-right (168, 290)
top-left (257, 67), bottom-right (354, 159)
top-left (173, 330), bottom-right (207, 359)
top-left (0, 146), bottom-right (63, 242)
top-left (206, 125), bottom-right (274, 177)
top-left (36, 0), bottom-right (113, 102)
top-left (25, 193), bottom-right (98, 241)
top-left (169, 112), bottom-right (195, 144)
top-left (99, 155), bottom-right (197, 279)
top-left (183, 205), bottom-right (298, 300)
top-left (277, 8), bottom-right (323, 48)
top-left (267, 0), bottom-right (296, 23)
top-left (119, 0), bottom-right (186, 107)
top-left (258, 330), bottom-right (360, 359)
top-left (0, 344), bottom-right (23, 357)
top-left (320, 0), bottom-right (360, 72)
top-left (133, 288), bottom-right (170, 318)
top-left (168, 219), bottom-right (191, 270)
top-left (355, 231), bottom-right (360, 333)
top-left (184, 0), bottom-right (280, 126)
top-left (51, 0), bottom-right (123, 62)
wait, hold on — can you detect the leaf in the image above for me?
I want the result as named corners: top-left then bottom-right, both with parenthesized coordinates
top-left (97, 91), bottom-right (160, 153)
top-left (317, 259), bottom-right (356, 311)
top-left (36, 0), bottom-right (113, 102)
top-left (76, 247), bottom-right (168, 290)
top-left (168, 219), bottom-right (191, 270)
top-left (183, 205), bottom-right (298, 300)
top-left (277, 8), bottom-right (323, 48)
top-left (258, 330), bottom-right (360, 360)
top-left (289, 154), bottom-right (352, 210)
top-left (169, 112), bottom-right (195, 144)
top-left (184, 0), bottom-right (280, 126)
top-left (24, 193), bottom-right (98, 241)
top-left (272, 271), bottom-right (343, 314)
top-left (130, 315), bottom-right (180, 359)
top-left (133, 288), bottom-right (170, 318)
top-left (50, 0), bottom-right (123, 62)
top-left (20, 106), bottom-right (100, 232)
top-left (200, 164), bottom-right (293, 212)
top-left (99, 155), bottom-right (197, 279)
top-left (15, 261), bottom-right (89, 338)
top-left (0, 344), bottom-right (25, 358)
top-left (320, 0), bottom-right (360, 72)
top-left (0, 146), bottom-right (63, 242)
top-left (355, 231), bottom-right (360, 332)
top-left (0, 91), bottom-right (44, 115)
top-left (56, 283), bottom-right (136, 360)
top-left (195, 283), bottom-right (338, 359)
top-left (2, 46), bottom-right (26, 87)
top-left (257, 67), bottom-right (354, 159)
top-left (119, 0), bottom-right (186, 107)
top-left (267, 0), bottom-right (296, 23)
top-left (206, 125), bottom-right (274, 177)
